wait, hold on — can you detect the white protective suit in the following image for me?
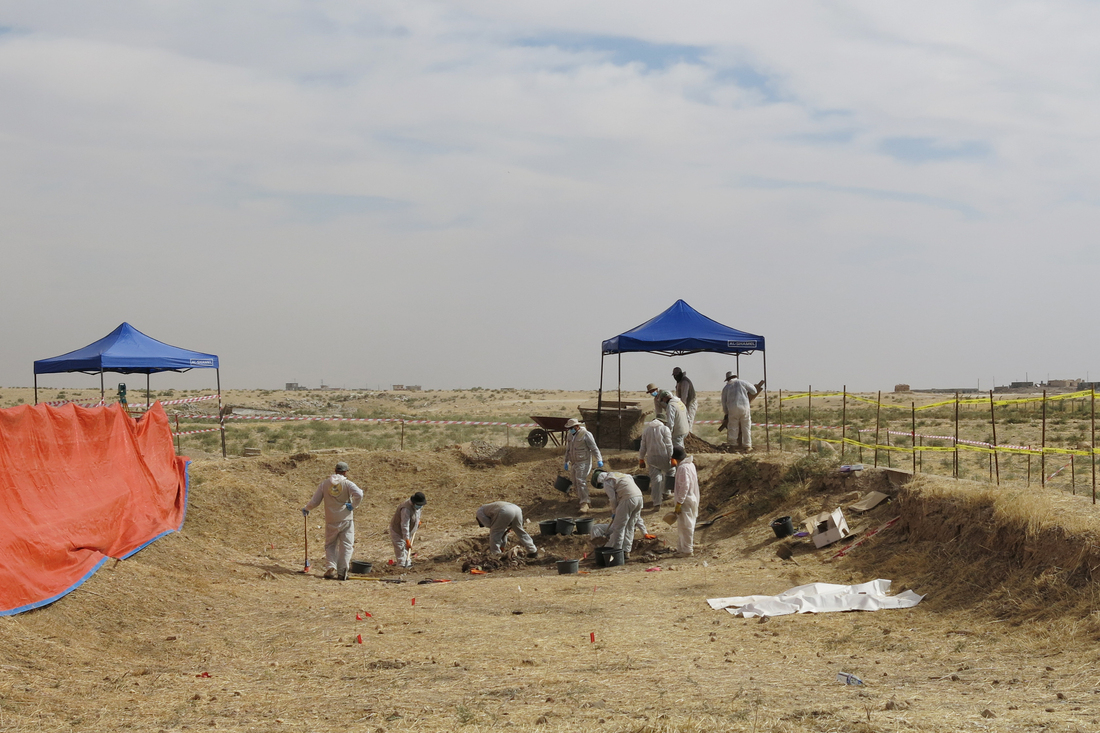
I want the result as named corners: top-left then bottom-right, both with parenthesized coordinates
top-left (601, 473), bottom-right (644, 555)
top-left (388, 498), bottom-right (423, 569)
top-left (304, 473), bottom-right (364, 575)
top-left (565, 426), bottom-right (603, 505)
top-left (665, 395), bottom-right (690, 450)
top-left (722, 378), bottom-right (759, 449)
top-left (674, 374), bottom-right (698, 430)
top-left (651, 392), bottom-right (666, 423)
top-left (638, 419), bottom-right (674, 507)
top-left (476, 502), bottom-right (537, 557)
top-left (672, 455), bottom-right (700, 556)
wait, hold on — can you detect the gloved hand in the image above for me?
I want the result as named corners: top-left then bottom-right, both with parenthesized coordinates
top-left (344, 502), bottom-right (353, 511)
top-left (675, 503), bottom-right (683, 515)
top-left (643, 534), bottom-right (656, 539)
top-left (639, 459), bottom-right (646, 469)
top-left (405, 539), bottom-right (412, 549)
top-left (563, 462), bottom-right (569, 471)
top-left (597, 460), bottom-right (604, 468)
top-left (301, 508), bottom-right (309, 517)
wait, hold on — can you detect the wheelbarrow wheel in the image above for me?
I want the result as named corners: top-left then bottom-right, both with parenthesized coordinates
top-left (527, 429), bottom-right (549, 448)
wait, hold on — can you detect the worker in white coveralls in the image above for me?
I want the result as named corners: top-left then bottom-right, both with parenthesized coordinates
top-left (638, 416), bottom-right (674, 509)
top-left (670, 445), bottom-right (700, 557)
top-left (563, 418), bottom-right (603, 513)
top-left (591, 470), bottom-right (644, 557)
top-left (389, 491), bottom-right (426, 569)
top-left (476, 502), bottom-right (538, 558)
top-left (671, 367), bottom-right (698, 430)
top-left (661, 391), bottom-right (690, 451)
top-left (646, 383), bottom-right (666, 423)
top-left (302, 461), bottom-right (364, 580)
top-left (721, 371), bottom-right (764, 452)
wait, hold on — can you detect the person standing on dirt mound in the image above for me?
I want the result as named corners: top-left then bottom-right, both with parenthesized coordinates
top-left (591, 470), bottom-right (645, 558)
top-left (661, 391), bottom-right (690, 451)
top-left (672, 367), bottom-right (698, 431)
top-left (302, 461), bottom-right (364, 580)
top-left (638, 416), bottom-right (674, 509)
top-left (389, 491), bottom-right (426, 569)
top-left (564, 418), bottom-right (603, 514)
top-left (475, 501), bottom-right (538, 558)
top-left (720, 372), bottom-right (764, 452)
top-left (670, 446), bottom-right (699, 557)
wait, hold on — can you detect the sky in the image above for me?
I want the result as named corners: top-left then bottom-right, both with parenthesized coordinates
top-left (4, 1), bottom-right (1100, 394)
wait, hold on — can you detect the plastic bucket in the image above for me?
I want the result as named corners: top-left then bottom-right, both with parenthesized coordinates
top-left (770, 516), bottom-right (795, 538)
top-left (556, 559), bottom-right (579, 574)
top-left (349, 560), bottom-right (373, 574)
top-left (554, 475), bottom-right (572, 493)
top-left (539, 519), bottom-right (558, 536)
top-left (633, 474), bottom-right (651, 492)
top-left (573, 517), bottom-right (595, 535)
top-left (598, 547), bottom-right (625, 567)
top-left (556, 517), bottom-right (576, 536)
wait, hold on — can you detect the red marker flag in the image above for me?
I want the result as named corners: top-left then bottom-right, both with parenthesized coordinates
top-left (590, 632), bottom-right (595, 644)
top-left (356, 613), bottom-right (362, 620)
top-left (356, 634), bottom-right (363, 644)
top-left (411, 598), bottom-right (416, 606)
top-left (364, 612), bottom-right (372, 617)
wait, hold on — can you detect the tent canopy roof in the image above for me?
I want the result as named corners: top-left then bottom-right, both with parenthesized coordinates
top-left (602, 300), bottom-right (764, 356)
top-left (34, 323), bottom-right (219, 375)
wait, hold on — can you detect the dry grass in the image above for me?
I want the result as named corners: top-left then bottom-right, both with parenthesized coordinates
top-left (4, 443), bottom-right (1100, 731)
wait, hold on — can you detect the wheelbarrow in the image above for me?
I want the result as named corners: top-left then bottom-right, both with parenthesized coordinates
top-left (526, 415), bottom-right (574, 448)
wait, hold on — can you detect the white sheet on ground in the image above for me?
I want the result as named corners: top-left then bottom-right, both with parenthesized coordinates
top-left (707, 579), bottom-right (923, 618)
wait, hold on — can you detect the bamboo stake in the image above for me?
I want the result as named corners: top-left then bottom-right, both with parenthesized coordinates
top-left (778, 389), bottom-right (783, 453)
top-left (1092, 389), bottom-right (1096, 505)
top-left (807, 386), bottom-right (813, 455)
top-left (841, 386), bottom-right (847, 460)
top-left (1041, 389), bottom-right (1047, 488)
top-left (911, 402), bottom-right (916, 474)
top-left (989, 390), bottom-right (1000, 486)
top-left (954, 392), bottom-right (959, 479)
top-left (874, 391), bottom-right (882, 468)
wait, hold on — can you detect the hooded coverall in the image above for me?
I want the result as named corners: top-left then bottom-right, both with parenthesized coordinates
top-left (476, 502), bottom-right (537, 558)
top-left (665, 395), bottom-right (690, 450)
top-left (389, 498), bottom-right (423, 569)
top-left (672, 455), bottom-right (700, 556)
top-left (722, 378), bottom-right (758, 449)
top-left (601, 473), bottom-right (644, 554)
top-left (674, 374), bottom-right (698, 430)
top-left (638, 418), bottom-right (674, 507)
top-left (565, 426), bottom-right (603, 505)
top-left (304, 473), bottom-right (364, 575)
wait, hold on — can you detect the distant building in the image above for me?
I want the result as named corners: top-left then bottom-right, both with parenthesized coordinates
top-left (285, 382), bottom-right (302, 391)
top-left (392, 385), bottom-right (422, 392)
top-left (893, 384), bottom-right (910, 392)
top-left (1010, 381), bottom-right (1035, 389)
top-left (1047, 379), bottom-right (1079, 389)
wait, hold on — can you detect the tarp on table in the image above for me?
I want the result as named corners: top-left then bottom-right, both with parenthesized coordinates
top-left (0, 402), bottom-right (189, 616)
top-left (601, 299), bottom-right (764, 356)
top-left (34, 322), bottom-right (219, 375)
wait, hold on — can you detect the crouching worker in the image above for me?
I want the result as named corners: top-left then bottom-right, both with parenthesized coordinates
top-left (389, 491), bottom-right (426, 569)
top-left (671, 446), bottom-right (699, 557)
top-left (475, 501), bottom-right (538, 558)
top-left (302, 461), bottom-right (363, 580)
top-left (591, 470), bottom-right (644, 558)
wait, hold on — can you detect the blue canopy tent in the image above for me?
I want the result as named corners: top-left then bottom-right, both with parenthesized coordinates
top-left (599, 300), bottom-right (768, 450)
top-left (34, 323), bottom-right (226, 456)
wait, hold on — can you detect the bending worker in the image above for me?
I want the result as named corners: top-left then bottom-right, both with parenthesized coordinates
top-left (638, 415), bottom-right (674, 509)
top-left (476, 501), bottom-right (538, 558)
top-left (721, 372), bottom-right (764, 452)
top-left (672, 367), bottom-right (698, 430)
top-left (592, 470), bottom-right (644, 558)
top-left (646, 383), bottom-right (666, 423)
top-left (670, 445), bottom-right (700, 557)
top-left (302, 461), bottom-right (364, 580)
top-left (661, 390), bottom-right (690, 450)
top-left (564, 418), bottom-right (603, 514)
top-left (389, 491), bottom-right (427, 569)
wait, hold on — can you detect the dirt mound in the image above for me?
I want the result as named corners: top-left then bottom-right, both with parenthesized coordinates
top-left (460, 545), bottom-right (533, 572)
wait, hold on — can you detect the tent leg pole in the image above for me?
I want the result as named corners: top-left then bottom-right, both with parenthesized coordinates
top-left (617, 353), bottom-right (622, 451)
top-left (763, 351), bottom-right (770, 453)
top-left (34, 373), bottom-right (38, 405)
top-left (596, 353), bottom-right (605, 447)
top-left (217, 368), bottom-right (227, 458)
top-left (147, 373), bottom-right (151, 411)
top-left (100, 370), bottom-right (105, 404)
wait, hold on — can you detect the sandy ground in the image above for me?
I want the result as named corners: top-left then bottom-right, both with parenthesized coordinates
top-left (4, 441), bottom-right (1100, 732)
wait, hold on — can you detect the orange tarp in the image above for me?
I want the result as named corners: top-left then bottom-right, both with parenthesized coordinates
top-left (0, 402), bottom-right (188, 615)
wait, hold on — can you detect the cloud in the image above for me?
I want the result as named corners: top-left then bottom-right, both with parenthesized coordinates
top-left (515, 32), bottom-right (707, 70)
top-left (879, 136), bottom-right (991, 163)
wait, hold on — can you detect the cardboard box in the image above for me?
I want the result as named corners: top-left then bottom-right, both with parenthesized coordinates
top-left (804, 508), bottom-right (850, 548)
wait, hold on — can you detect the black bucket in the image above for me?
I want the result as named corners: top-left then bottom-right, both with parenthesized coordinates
top-left (538, 519), bottom-right (558, 536)
top-left (556, 517), bottom-right (576, 535)
top-left (573, 517), bottom-right (594, 535)
top-left (349, 560), bottom-right (373, 574)
top-left (554, 475), bottom-right (572, 493)
top-left (598, 547), bottom-right (625, 567)
top-left (556, 559), bottom-right (579, 574)
top-left (633, 474), bottom-right (651, 492)
top-left (770, 516), bottom-right (795, 538)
